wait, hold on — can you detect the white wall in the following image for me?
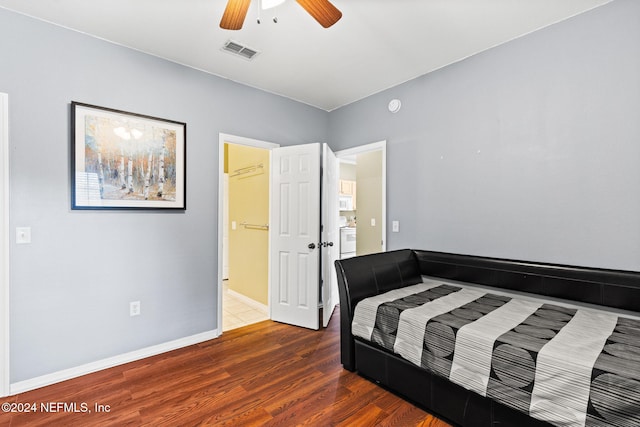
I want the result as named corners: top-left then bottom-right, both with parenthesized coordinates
top-left (329, 0), bottom-right (640, 271)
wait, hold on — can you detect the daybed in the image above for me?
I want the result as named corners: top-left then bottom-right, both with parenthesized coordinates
top-left (334, 249), bottom-right (640, 427)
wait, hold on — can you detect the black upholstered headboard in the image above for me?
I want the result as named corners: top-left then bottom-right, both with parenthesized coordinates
top-left (334, 249), bottom-right (423, 370)
top-left (335, 249), bottom-right (422, 318)
top-left (415, 250), bottom-right (640, 313)
top-left (334, 249), bottom-right (640, 371)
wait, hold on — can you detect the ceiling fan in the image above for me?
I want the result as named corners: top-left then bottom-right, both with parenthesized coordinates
top-left (220, 0), bottom-right (342, 30)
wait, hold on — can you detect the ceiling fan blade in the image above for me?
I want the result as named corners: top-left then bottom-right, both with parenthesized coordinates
top-left (296, 0), bottom-right (342, 28)
top-left (220, 0), bottom-right (251, 30)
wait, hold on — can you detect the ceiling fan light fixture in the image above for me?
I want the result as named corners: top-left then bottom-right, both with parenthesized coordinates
top-left (262, 0), bottom-right (285, 9)
top-left (221, 0), bottom-right (341, 30)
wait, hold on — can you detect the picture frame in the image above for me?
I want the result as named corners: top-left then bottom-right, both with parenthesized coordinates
top-left (71, 102), bottom-right (186, 210)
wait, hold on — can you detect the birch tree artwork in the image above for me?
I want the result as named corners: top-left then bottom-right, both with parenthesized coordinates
top-left (72, 102), bottom-right (185, 210)
top-left (82, 114), bottom-right (178, 202)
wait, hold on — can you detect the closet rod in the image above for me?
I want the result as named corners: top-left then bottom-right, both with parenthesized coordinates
top-left (230, 163), bottom-right (263, 178)
top-left (240, 222), bottom-right (269, 230)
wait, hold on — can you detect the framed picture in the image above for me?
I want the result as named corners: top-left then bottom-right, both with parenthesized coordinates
top-left (71, 102), bottom-right (186, 210)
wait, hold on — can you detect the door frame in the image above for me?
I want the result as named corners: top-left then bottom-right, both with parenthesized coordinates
top-left (321, 143), bottom-right (339, 327)
top-left (217, 133), bottom-right (278, 334)
top-left (335, 140), bottom-right (387, 252)
top-left (1, 92), bottom-right (9, 397)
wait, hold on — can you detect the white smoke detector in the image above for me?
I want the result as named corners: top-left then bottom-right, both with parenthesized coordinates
top-left (388, 99), bottom-right (401, 113)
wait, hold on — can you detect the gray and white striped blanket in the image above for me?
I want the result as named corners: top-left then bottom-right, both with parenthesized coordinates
top-left (352, 279), bottom-right (640, 427)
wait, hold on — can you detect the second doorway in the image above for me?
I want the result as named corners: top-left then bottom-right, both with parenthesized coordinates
top-left (222, 141), bottom-right (271, 331)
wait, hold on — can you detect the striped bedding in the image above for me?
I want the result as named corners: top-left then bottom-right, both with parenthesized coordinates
top-left (352, 278), bottom-right (640, 427)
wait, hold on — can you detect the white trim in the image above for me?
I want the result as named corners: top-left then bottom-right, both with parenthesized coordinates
top-left (217, 133), bottom-right (278, 334)
top-left (335, 140), bottom-right (387, 251)
top-left (227, 289), bottom-right (269, 315)
top-left (335, 140), bottom-right (386, 159)
top-left (10, 329), bottom-right (218, 395)
top-left (0, 92), bottom-right (9, 398)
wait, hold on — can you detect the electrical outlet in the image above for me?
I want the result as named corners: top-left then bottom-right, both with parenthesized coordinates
top-left (16, 227), bottom-right (31, 244)
top-left (130, 301), bottom-right (141, 317)
top-left (392, 221), bottom-right (400, 232)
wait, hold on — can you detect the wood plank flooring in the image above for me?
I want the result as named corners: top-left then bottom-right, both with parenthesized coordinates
top-left (1, 311), bottom-right (452, 426)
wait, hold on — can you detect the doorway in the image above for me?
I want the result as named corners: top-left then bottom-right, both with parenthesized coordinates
top-left (217, 134), bottom-right (277, 333)
top-left (1, 92), bottom-right (9, 397)
top-left (218, 136), bottom-right (341, 332)
top-left (336, 141), bottom-right (387, 258)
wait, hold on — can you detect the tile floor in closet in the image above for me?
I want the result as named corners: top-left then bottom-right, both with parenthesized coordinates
top-left (222, 280), bottom-right (269, 331)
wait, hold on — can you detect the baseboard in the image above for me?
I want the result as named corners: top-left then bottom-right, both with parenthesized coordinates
top-left (227, 289), bottom-right (268, 314)
top-left (9, 328), bottom-right (219, 395)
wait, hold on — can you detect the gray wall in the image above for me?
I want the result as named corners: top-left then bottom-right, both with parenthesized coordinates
top-left (329, 0), bottom-right (640, 271)
top-left (0, 8), bottom-right (327, 382)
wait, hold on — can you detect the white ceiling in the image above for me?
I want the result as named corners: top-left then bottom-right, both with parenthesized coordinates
top-left (0, 0), bottom-right (611, 111)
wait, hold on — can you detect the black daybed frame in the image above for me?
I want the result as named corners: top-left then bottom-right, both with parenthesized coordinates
top-left (334, 249), bottom-right (640, 427)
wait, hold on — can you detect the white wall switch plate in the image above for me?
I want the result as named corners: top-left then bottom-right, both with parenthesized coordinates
top-left (231, 221), bottom-right (237, 230)
top-left (16, 227), bottom-right (31, 244)
top-left (392, 221), bottom-right (400, 232)
top-left (370, 218), bottom-right (376, 226)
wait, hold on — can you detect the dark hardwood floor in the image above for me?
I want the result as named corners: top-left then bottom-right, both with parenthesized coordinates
top-left (1, 311), bottom-right (452, 426)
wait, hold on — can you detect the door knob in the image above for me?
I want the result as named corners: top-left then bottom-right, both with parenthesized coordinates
top-left (308, 243), bottom-right (316, 250)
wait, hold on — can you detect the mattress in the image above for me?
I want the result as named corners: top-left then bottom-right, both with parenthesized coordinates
top-left (352, 278), bottom-right (640, 427)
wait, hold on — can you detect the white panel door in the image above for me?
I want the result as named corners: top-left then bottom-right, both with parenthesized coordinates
top-left (270, 143), bottom-right (321, 330)
top-left (321, 143), bottom-right (339, 327)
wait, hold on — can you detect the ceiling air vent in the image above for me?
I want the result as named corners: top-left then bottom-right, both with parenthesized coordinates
top-left (222, 40), bottom-right (260, 60)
